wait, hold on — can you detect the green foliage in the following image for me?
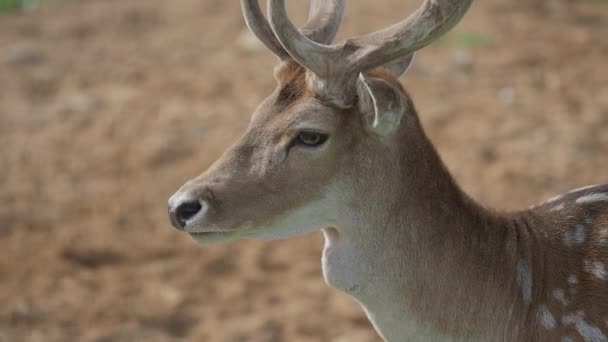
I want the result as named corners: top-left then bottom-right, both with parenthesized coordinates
top-left (456, 32), bottom-right (493, 47)
top-left (0, 0), bottom-right (24, 11)
top-left (0, 0), bottom-right (67, 12)
top-left (435, 31), bottom-right (494, 48)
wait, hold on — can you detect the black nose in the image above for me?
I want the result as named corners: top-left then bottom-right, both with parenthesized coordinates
top-left (169, 200), bottom-right (202, 230)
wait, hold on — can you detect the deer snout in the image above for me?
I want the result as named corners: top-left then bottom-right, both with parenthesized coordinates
top-left (168, 187), bottom-right (213, 231)
top-left (168, 199), bottom-right (203, 230)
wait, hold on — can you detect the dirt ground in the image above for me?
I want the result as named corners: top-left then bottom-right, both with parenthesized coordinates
top-left (1, 0), bottom-right (607, 341)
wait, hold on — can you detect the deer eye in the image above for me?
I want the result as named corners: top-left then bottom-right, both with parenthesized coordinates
top-left (295, 131), bottom-right (328, 147)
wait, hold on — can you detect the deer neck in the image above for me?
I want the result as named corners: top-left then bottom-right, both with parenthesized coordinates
top-left (322, 119), bottom-right (527, 340)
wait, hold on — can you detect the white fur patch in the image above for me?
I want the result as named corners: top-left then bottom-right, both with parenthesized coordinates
top-left (562, 311), bottom-right (607, 342)
top-left (564, 224), bottom-right (587, 247)
top-left (550, 203), bottom-right (566, 212)
top-left (516, 260), bottom-right (532, 303)
top-left (599, 229), bottom-right (608, 246)
top-left (553, 288), bottom-right (568, 307)
top-left (538, 305), bottom-right (557, 330)
top-left (576, 193), bottom-right (608, 204)
top-left (568, 275), bottom-right (578, 285)
top-left (585, 261), bottom-right (608, 281)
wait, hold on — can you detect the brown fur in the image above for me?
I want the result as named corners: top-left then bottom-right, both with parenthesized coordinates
top-left (170, 64), bottom-right (608, 341)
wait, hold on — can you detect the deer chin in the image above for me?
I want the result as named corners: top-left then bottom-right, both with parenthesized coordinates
top-left (188, 230), bottom-right (244, 243)
top-left (183, 217), bottom-right (253, 244)
top-left (184, 219), bottom-right (256, 243)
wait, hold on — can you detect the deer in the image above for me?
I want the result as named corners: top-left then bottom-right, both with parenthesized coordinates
top-left (167, 0), bottom-right (608, 340)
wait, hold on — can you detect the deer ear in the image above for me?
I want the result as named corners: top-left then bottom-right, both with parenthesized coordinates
top-left (382, 53), bottom-right (415, 78)
top-left (356, 73), bottom-right (407, 137)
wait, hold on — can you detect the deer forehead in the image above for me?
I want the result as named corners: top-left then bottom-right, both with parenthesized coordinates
top-left (253, 62), bottom-right (408, 136)
top-left (250, 95), bottom-right (344, 134)
top-left (250, 66), bottom-right (354, 134)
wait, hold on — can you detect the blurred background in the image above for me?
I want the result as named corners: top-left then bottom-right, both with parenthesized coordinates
top-left (1, 0), bottom-right (607, 341)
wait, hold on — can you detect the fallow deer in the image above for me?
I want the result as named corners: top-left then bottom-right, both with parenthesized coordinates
top-left (168, 0), bottom-right (608, 340)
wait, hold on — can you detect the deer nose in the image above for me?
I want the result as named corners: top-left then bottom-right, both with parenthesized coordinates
top-left (168, 200), bottom-right (203, 230)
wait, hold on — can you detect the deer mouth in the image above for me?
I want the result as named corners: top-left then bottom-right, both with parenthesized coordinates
top-left (188, 230), bottom-right (243, 243)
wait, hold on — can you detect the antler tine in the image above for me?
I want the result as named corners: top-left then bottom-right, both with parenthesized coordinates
top-left (241, 0), bottom-right (291, 60)
top-left (267, 0), bottom-right (342, 76)
top-left (301, 0), bottom-right (345, 45)
top-left (267, 0), bottom-right (473, 77)
top-left (348, 0), bottom-right (474, 72)
top-left (241, 0), bottom-right (345, 61)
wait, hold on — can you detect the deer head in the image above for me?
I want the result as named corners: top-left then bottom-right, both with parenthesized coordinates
top-left (168, 0), bottom-right (473, 243)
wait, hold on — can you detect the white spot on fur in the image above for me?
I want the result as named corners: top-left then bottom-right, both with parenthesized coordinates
top-left (562, 311), bottom-right (607, 342)
top-left (539, 305), bottom-right (557, 330)
top-left (516, 260), bottom-right (532, 303)
top-left (585, 261), bottom-right (608, 281)
top-left (550, 203), bottom-right (566, 212)
top-left (599, 229), bottom-right (608, 246)
top-left (553, 288), bottom-right (569, 306)
top-left (576, 193), bottom-right (608, 204)
top-left (575, 225), bottom-right (587, 243)
top-left (564, 224), bottom-right (587, 247)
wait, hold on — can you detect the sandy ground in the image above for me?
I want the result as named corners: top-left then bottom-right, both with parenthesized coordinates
top-left (1, 0), bottom-right (607, 341)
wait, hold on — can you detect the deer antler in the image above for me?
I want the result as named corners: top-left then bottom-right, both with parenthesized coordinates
top-left (300, 0), bottom-right (345, 45)
top-left (267, 0), bottom-right (473, 78)
top-left (241, 0), bottom-right (345, 60)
